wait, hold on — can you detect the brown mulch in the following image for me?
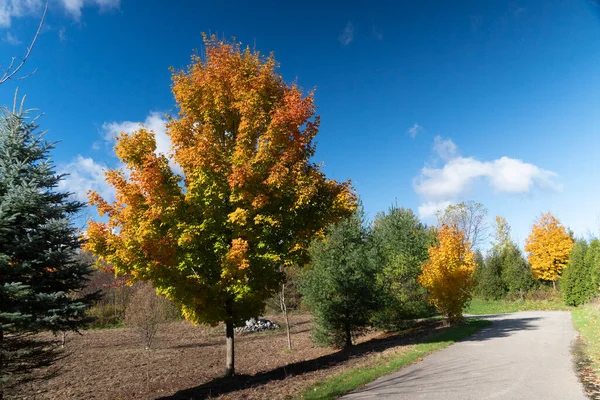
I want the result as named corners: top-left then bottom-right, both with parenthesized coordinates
top-left (7, 315), bottom-right (443, 400)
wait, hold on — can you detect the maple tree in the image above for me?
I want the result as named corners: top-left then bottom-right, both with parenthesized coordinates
top-left (525, 213), bottom-right (574, 287)
top-left (85, 36), bottom-right (356, 376)
top-left (418, 224), bottom-right (477, 324)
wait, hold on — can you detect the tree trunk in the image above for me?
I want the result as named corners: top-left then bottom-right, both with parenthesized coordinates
top-left (345, 325), bottom-right (352, 348)
top-left (553, 280), bottom-right (556, 290)
top-left (225, 321), bottom-right (235, 377)
top-left (280, 283), bottom-right (292, 350)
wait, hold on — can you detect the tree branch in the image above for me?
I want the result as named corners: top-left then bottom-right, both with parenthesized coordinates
top-left (0, 2), bottom-right (47, 85)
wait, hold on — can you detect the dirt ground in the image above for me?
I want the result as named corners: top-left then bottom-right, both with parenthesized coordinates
top-left (8, 314), bottom-right (440, 400)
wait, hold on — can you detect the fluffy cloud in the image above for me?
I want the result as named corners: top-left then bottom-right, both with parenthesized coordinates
top-left (0, 0), bottom-right (119, 27)
top-left (339, 21), bottom-right (354, 45)
top-left (415, 136), bottom-right (561, 219)
top-left (408, 123), bottom-right (423, 138)
top-left (102, 111), bottom-right (181, 174)
top-left (415, 156), bottom-right (560, 199)
top-left (58, 155), bottom-right (114, 202)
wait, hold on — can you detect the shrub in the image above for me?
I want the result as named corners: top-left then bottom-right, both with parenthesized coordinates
top-left (124, 283), bottom-right (178, 349)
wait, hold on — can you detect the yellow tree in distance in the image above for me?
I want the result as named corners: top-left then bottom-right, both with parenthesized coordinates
top-left (85, 35), bottom-right (356, 377)
top-left (418, 224), bottom-right (477, 324)
top-left (525, 212), bottom-right (574, 288)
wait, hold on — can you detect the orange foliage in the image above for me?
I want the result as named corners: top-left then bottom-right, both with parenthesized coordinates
top-left (85, 35), bottom-right (356, 328)
top-left (419, 224), bottom-right (477, 324)
top-left (525, 212), bottom-right (574, 282)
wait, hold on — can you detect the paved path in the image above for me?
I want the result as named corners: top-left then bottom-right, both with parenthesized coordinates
top-left (343, 311), bottom-right (587, 400)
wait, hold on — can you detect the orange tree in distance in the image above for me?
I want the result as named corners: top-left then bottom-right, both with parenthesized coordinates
top-left (418, 224), bottom-right (477, 324)
top-left (525, 212), bottom-right (574, 289)
top-left (85, 36), bottom-right (356, 377)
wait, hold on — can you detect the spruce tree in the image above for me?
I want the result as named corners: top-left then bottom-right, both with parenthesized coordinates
top-left (300, 209), bottom-right (381, 348)
top-left (0, 98), bottom-right (97, 388)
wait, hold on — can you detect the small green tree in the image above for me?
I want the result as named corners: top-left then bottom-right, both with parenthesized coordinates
top-left (562, 240), bottom-right (595, 306)
top-left (300, 210), bottom-right (380, 348)
top-left (501, 243), bottom-right (534, 299)
top-left (371, 206), bottom-right (435, 328)
top-left (0, 99), bottom-right (97, 389)
top-left (473, 251), bottom-right (506, 300)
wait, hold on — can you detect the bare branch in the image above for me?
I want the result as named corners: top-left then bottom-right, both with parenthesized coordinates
top-left (0, 2), bottom-right (47, 85)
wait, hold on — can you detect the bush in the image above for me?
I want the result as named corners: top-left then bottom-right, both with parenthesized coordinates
top-left (124, 283), bottom-right (178, 349)
top-left (300, 210), bottom-right (381, 348)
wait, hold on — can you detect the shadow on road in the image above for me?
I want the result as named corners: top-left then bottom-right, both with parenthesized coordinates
top-left (160, 315), bottom-right (539, 399)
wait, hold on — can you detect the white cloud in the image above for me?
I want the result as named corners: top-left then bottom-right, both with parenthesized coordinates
top-left (415, 136), bottom-right (561, 221)
top-left (3, 30), bottom-right (20, 44)
top-left (415, 156), bottom-right (560, 199)
top-left (0, 0), bottom-right (118, 27)
top-left (0, 0), bottom-right (42, 27)
top-left (58, 26), bottom-right (66, 41)
top-left (58, 155), bottom-right (114, 202)
top-left (101, 111), bottom-right (181, 174)
top-left (407, 123), bottom-right (423, 138)
top-left (59, 0), bottom-right (119, 20)
top-left (418, 201), bottom-right (452, 220)
top-left (432, 135), bottom-right (457, 161)
top-left (339, 21), bottom-right (354, 46)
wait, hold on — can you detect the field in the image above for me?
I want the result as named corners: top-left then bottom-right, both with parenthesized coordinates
top-left (8, 314), bottom-right (487, 399)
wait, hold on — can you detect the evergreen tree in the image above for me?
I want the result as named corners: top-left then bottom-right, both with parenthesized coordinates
top-left (0, 99), bottom-right (97, 388)
top-left (300, 209), bottom-right (380, 348)
top-left (371, 206), bottom-right (435, 328)
top-left (588, 239), bottom-right (600, 292)
top-left (501, 243), bottom-right (534, 299)
top-left (474, 250), bottom-right (506, 300)
top-left (562, 240), bottom-right (595, 306)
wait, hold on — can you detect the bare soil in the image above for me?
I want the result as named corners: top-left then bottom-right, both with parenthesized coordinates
top-left (8, 314), bottom-right (441, 400)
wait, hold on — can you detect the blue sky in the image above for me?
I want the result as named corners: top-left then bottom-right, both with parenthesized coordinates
top-left (1, 0), bottom-right (599, 248)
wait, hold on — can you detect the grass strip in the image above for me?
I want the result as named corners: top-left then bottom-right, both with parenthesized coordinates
top-left (572, 305), bottom-right (600, 375)
top-left (465, 298), bottom-right (570, 315)
top-left (302, 319), bottom-right (491, 400)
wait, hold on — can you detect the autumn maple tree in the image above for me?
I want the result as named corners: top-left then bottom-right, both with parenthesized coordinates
top-left (419, 224), bottom-right (477, 324)
top-left (525, 212), bottom-right (574, 289)
top-left (85, 36), bottom-right (356, 376)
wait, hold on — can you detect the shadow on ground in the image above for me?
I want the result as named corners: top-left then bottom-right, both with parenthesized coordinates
top-left (159, 315), bottom-right (539, 399)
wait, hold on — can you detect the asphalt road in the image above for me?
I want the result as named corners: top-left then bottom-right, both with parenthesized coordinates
top-left (343, 311), bottom-right (587, 400)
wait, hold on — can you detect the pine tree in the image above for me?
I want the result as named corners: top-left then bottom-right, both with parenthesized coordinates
top-left (0, 98), bottom-right (97, 389)
top-left (300, 209), bottom-right (381, 348)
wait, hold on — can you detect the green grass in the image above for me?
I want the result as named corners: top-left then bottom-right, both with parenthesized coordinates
top-left (571, 304), bottom-right (600, 376)
top-left (465, 298), bottom-right (570, 315)
top-left (302, 319), bottom-right (491, 400)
